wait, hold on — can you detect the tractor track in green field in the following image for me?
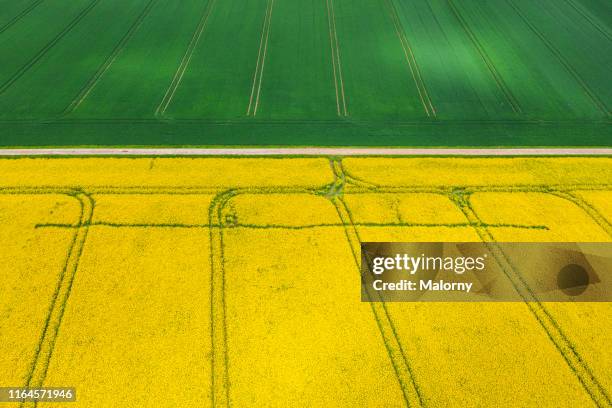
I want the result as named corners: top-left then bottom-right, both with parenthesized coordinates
top-left (382, 0), bottom-right (436, 118)
top-left (326, 0), bottom-right (347, 117)
top-left (0, 0), bottom-right (46, 35)
top-left (156, 0), bottom-right (218, 116)
top-left (63, 0), bottom-right (160, 115)
top-left (560, 0), bottom-right (612, 43)
top-left (505, 0), bottom-right (610, 117)
top-left (0, 0), bottom-right (102, 96)
top-left (247, 0), bottom-right (275, 117)
top-left (445, 0), bottom-right (522, 114)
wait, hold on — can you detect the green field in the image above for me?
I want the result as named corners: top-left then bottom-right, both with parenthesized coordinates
top-left (0, 0), bottom-right (610, 146)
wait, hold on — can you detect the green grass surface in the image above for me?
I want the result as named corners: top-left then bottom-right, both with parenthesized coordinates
top-left (0, 0), bottom-right (610, 146)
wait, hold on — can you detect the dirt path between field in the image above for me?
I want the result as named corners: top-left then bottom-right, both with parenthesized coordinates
top-left (0, 148), bottom-right (610, 156)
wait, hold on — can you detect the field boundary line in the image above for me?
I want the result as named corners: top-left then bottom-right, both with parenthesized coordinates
top-left (559, 0), bottom-right (612, 42)
top-left (0, 0), bottom-right (102, 96)
top-left (20, 192), bottom-right (94, 408)
top-left (246, 0), bottom-right (275, 116)
top-left (1, 148), bottom-right (611, 156)
top-left (325, 0), bottom-right (347, 116)
top-left (155, 0), bottom-right (218, 116)
top-left (452, 191), bottom-right (612, 407)
top-left (0, 0), bottom-right (46, 35)
top-left (445, 0), bottom-right (522, 114)
top-left (505, 0), bottom-right (610, 116)
top-left (63, 0), bottom-right (159, 115)
top-left (382, 0), bottom-right (436, 118)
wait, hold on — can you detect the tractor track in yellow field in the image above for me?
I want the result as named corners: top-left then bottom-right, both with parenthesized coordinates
top-left (453, 191), bottom-right (611, 407)
top-left (20, 192), bottom-right (94, 408)
top-left (1, 183), bottom-right (611, 197)
top-left (34, 220), bottom-right (549, 231)
top-left (206, 184), bottom-right (426, 408)
top-left (331, 194), bottom-right (425, 407)
top-left (335, 159), bottom-right (612, 407)
top-left (550, 190), bottom-right (612, 238)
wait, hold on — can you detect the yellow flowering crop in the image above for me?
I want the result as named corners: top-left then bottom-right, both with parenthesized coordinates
top-left (343, 193), bottom-right (468, 225)
top-left (574, 190), bottom-right (612, 220)
top-left (0, 195), bottom-right (80, 388)
top-left (469, 192), bottom-right (610, 241)
top-left (0, 157), bottom-right (610, 407)
top-left (341, 157), bottom-right (612, 186)
top-left (223, 227), bottom-right (406, 407)
top-left (0, 158), bottom-right (333, 189)
top-left (41, 227), bottom-right (212, 407)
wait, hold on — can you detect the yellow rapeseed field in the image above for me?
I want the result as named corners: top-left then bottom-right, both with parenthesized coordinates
top-left (0, 195), bottom-right (80, 388)
top-left (0, 157), bottom-right (610, 407)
